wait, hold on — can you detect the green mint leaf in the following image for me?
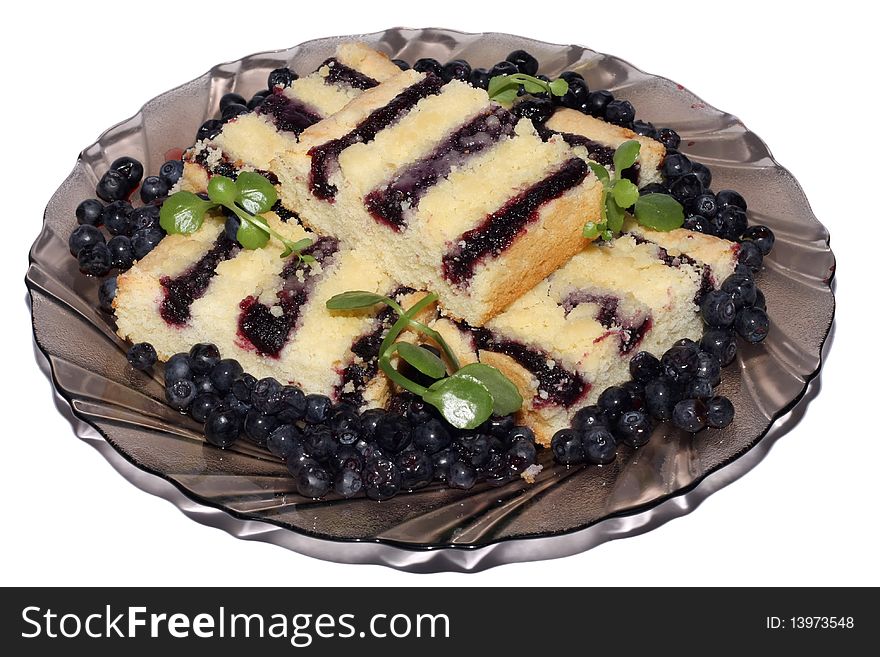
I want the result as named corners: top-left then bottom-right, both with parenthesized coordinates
top-left (158, 191), bottom-right (214, 235)
top-left (587, 161), bottom-right (611, 185)
top-left (602, 229), bottom-right (614, 241)
top-left (235, 171), bottom-right (278, 215)
top-left (582, 221), bottom-right (601, 240)
top-left (605, 194), bottom-right (626, 235)
top-left (206, 175), bottom-right (237, 206)
top-left (453, 363), bottom-right (523, 416)
top-left (487, 74), bottom-right (514, 99)
top-left (519, 78), bottom-right (549, 94)
top-left (548, 78), bottom-right (569, 97)
top-left (395, 343), bottom-right (447, 380)
top-left (634, 193), bottom-right (685, 231)
top-left (236, 218), bottom-right (269, 250)
top-left (613, 140), bottom-right (641, 175)
top-left (491, 87), bottom-right (519, 105)
top-left (423, 376), bottom-right (494, 430)
top-left (611, 178), bottom-right (639, 209)
top-left (299, 254), bottom-right (316, 263)
top-left (325, 291), bottom-right (388, 310)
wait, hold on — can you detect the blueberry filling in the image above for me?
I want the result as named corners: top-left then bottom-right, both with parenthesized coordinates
top-left (256, 88), bottom-right (322, 134)
top-left (236, 237), bottom-right (339, 356)
top-left (561, 291), bottom-right (653, 354)
top-left (334, 287), bottom-right (416, 407)
top-left (321, 57), bottom-right (380, 90)
top-left (442, 157), bottom-right (589, 286)
top-left (160, 234), bottom-right (240, 326)
top-left (308, 75), bottom-right (445, 201)
top-left (537, 123), bottom-right (641, 183)
top-left (459, 323), bottom-right (588, 409)
top-left (364, 107), bottom-right (517, 230)
top-left (627, 232), bottom-right (718, 302)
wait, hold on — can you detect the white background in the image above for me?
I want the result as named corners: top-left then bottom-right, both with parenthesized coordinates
top-left (2, 0), bottom-right (876, 587)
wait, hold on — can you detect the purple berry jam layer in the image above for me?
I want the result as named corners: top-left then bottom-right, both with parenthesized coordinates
top-left (321, 58), bottom-right (380, 90)
top-left (561, 291), bottom-right (653, 354)
top-left (442, 157), bottom-right (589, 287)
top-left (308, 75), bottom-right (446, 201)
top-left (236, 237), bottom-right (339, 357)
top-left (363, 107), bottom-right (518, 230)
top-left (256, 89), bottom-right (323, 135)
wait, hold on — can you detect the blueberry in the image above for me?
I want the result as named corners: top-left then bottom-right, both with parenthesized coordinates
top-left (220, 102), bottom-right (249, 122)
top-left (98, 276), bottom-right (117, 312)
top-left (742, 225), bottom-right (775, 256)
top-left (754, 288), bottom-right (767, 312)
top-left (582, 426), bottom-right (617, 464)
top-left (207, 358), bottom-right (242, 394)
top-left (672, 399), bottom-right (708, 432)
top-left (624, 120), bottom-right (653, 138)
top-left (717, 206), bottom-right (747, 241)
top-left (269, 386), bottom-right (303, 424)
top-left (101, 238), bottom-right (130, 274)
top-left (137, 175), bottom-right (168, 204)
top-left (716, 189), bottom-right (747, 211)
top-left (130, 227), bottom-right (164, 260)
top-left (615, 410), bottom-right (653, 448)
top-left (661, 343), bottom-right (701, 383)
top-left (626, 352), bottom-right (659, 384)
top-left (446, 461), bottom-right (477, 490)
top-left (431, 448), bottom-right (455, 481)
top-left (193, 375), bottom-right (215, 396)
top-left (412, 418), bottom-right (452, 454)
top-left (735, 307), bottom-right (770, 343)
top-left (704, 214), bottom-right (725, 237)
top-left (513, 97), bottom-right (554, 124)
top-left (330, 409), bottom-right (361, 435)
top-left (469, 67), bottom-right (491, 89)
top-left (695, 351), bottom-right (722, 385)
top-left (396, 450), bottom-right (434, 490)
top-left (701, 328), bottom-right (738, 367)
top-left (187, 392), bottom-right (219, 423)
top-left (706, 396), bottom-right (735, 429)
top-left (506, 49), bottom-right (539, 75)
top-left (296, 460), bottom-right (331, 498)
top-left (662, 153), bottom-right (692, 179)
top-left (102, 200), bottom-right (133, 236)
top-left (68, 224), bottom-right (104, 256)
top-left (455, 433), bottom-right (491, 468)
top-left (301, 393), bottom-right (331, 424)
top-left (126, 342), bottom-right (156, 370)
top-left (656, 127), bottom-right (681, 150)
top-left (204, 407), bottom-right (242, 447)
top-left (392, 59), bottom-right (410, 71)
top-left (334, 469), bottom-right (364, 498)
top-left (483, 414), bottom-right (515, 438)
top-left (670, 173), bottom-right (704, 203)
top-left (356, 408), bottom-right (384, 441)
top-left (219, 92), bottom-right (247, 112)
top-left (586, 90), bottom-right (613, 117)
top-left (362, 457), bottom-right (402, 500)
top-left (685, 377), bottom-right (714, 400)
top-left (489, 60), bottom-right (519, 78)
top-left (686, 161), bottom-right (710, 187)
top-left (332, 445), bottom-right (364, 473)
top-left (130, 205), bottom-right (161, 232)
top-left (158, 159), bottom-right (184, 187)
top-left (560, 77), bottom-right (589, 109)
top-left (76, 198), bottom-right (104, 226)
top-left (721, 273), bottom-right (758, 309)
top-left (78, 243), bottom-right (112, 276)
top-left (737, 240), bottom-right (764, 274)
top-left (303, 426), bottom-right (337, 463)
top-left (505, 425), bottom-right (536, 446)
top-left (266, 424), bottom-right (302, 459)
top-left (108, 156), bottom-right (143, 190)
top-left (268, 67), bottom-right (297, 89)
top-left (506, 436), bottom-right (537, 467)
top-left (241, 409), bottom-right (276, 445)
top-left (604, 99), bottom-right (635, 126)
top-left (413, 57), bottom-right (443, 76)
top-left (551, 428), bottom-right (584, 465)
top-left (197, 119), bottom-right (223, 141)
top-left (405, 396), bottom-right (437, 425)
top-left (96, 169), bottom-right (131, 202)
top-left (231, 372), bottom-right (256, 401)
top-left (688, 193), bottom-right (718, 219)
top-left (699, 289), bottom-right (736, 328)
top-left (645, 377), bottom-right (680, 421)
top-left (174, 350), bottom-right (212, 385)
top-left (371, 414), bottom-right (410, 454)
top-left (598, 385), bottom-right (631, 420)
top-left (683, 216), bottom-right (709, 233)
top-left (247, 91), bottom-right (269, 110)
top-left (165, 378), bottom-right (197, 411)
top-left (251, 377), bottom-right (285, 415)
top-left (441, 59), bottom-right (471, 83)
top-left (640, 182), bottom-right (669, 196)
top-left (164, 353), bottom-right (192, 383)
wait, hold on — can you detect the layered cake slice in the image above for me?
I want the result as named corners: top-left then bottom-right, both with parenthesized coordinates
top-left (181, 43), bottom-right (401, 192)
top-left (543, 107), bottom-right (666, 187)
top-left (273, 71), bottom-right (604, 324)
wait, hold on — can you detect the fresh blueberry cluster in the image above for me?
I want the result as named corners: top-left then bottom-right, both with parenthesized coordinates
top-left (158, 343), bottom-right (539, 499)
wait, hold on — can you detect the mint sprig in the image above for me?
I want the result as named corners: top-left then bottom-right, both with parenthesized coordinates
top-left (583, 140), bottom-right (684, 240)
top-left (487, 73), bottom-right (568, 105)
top-left (159, 173), bottom-right (312, 259)
top-left (326, 291), bottom-right (523, 429)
